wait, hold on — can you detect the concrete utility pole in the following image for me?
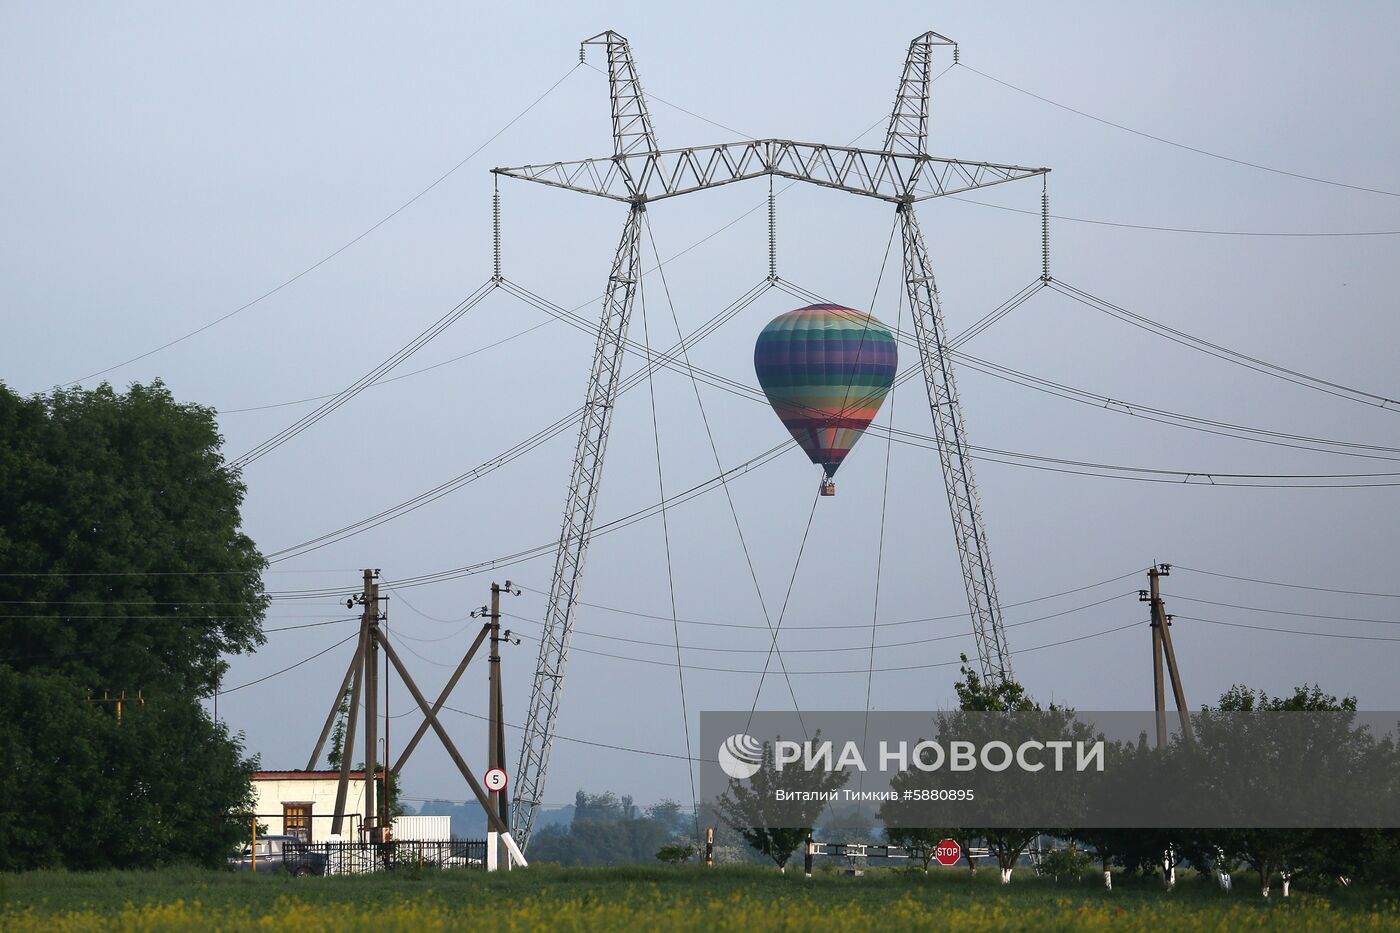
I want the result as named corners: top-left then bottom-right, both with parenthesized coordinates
top-left (488, 582), bottom-right (511, 868)
top-left (363, 569), bottom-right (380, 841)
top-left (1142, 564), bottom-right (1193, 749)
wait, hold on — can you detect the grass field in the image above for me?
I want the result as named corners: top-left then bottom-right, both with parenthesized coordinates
top-left (3, 864), bottom-right (1397, 931)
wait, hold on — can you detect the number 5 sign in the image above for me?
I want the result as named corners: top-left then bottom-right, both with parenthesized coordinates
top-left (484, 768), bottom-right (508, 793)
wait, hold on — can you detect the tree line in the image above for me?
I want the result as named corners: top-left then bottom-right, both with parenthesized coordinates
top-left (714, 656), bottom-right (1400, 895)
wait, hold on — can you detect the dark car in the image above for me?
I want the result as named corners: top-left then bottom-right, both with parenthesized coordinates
top-left (230, 835), bottom-right (328, 876)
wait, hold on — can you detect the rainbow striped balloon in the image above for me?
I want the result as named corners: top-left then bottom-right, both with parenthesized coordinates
top-left (753, 304), bottom-right (898, 478)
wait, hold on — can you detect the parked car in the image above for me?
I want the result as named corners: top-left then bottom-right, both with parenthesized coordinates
top-left (229, 835), bottom-right (328, 876)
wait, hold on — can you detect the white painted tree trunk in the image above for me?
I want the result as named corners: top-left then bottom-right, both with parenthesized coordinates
top-left (1262, 884), bottom-right (1270, 898)
top-left (1103, 870), bottom-right (1112, 890)
top-left (1282, 873), bottom-right (1291, 897)
top-left (1000, 867), bottom-right (1013, 884)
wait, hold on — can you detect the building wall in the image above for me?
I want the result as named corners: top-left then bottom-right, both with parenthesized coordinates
top-left (251, 771), bottom-right (368, 841)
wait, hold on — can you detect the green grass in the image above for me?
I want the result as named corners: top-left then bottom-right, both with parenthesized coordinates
top-left (2, 864), bottom-right (1397, 931)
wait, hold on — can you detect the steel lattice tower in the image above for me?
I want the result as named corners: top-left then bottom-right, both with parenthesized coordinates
top-left (496, 29), bottom-right (1046, 848)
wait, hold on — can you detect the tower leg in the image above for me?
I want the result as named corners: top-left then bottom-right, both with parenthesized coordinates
top-left (897, 203), bottom-right (1013, 684)
top-left (511, 204), bottom-right (645, 848)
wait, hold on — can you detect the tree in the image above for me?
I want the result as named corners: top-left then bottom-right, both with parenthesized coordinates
top-left (528, 791), bottom-right (685, 866)
top-left (0, 381), bottom-right (267, 868)
top-left (714, 734), bottom-right (849, 871)
top-left (0, 666), bottom-right (256, 869)
top-left (950, 654), bottom-right (1044, 884)
top-left (0, 381), bottom-right (267, 693)
top-left (1205, 683), bottom-right (1375, 898)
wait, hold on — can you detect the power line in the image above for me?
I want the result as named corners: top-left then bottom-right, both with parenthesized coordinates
top-left (218, 183), bottom-right (772, 419)
top-left (960, 63), bottom-right (1400, 199)
top-left (1177, 614), bottom-right (1400, 643)
top-left (213, 630), bottom-right (360, 696)
top-left (442, 703), bottom-right (712, 763)
top-left (517, 568), bottom-right (1145, 631)
top-left (1165, 594), bottom-right (1400, 626)
top-left (500, 618), bottom-right (1142, 676)
top-left (264, 278), bottom-right (775, 563)
top-left (780, 280), bottom-right (1400, 464)
top-left (1173, 564), bottom-right (1400, 599)
top-left (64, 63), bottom-right (583, 386)
top-left (950, 194), bottom-right (1400, 238)
top-left (502, 590), bottom-right (1134, 655)
top-left (218, 319), bottom-right (556, 415)
top-left (232, 280), bottom-right (498, 467)
top-left (1051, 279), bottom-right (1400, 411)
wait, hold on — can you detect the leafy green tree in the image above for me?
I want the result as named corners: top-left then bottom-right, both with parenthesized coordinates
top-left (1204, 683), bottom-right (1378, 897)
top-left (0, 666), bottom-right (255, 869)
top-left (950, 654), bottom-right (1045, 884)
top-left (714, 735), bottom-right (849, 871)
top-left (0, 381), bottom-right (267, 868)
top-left (0, 381), bottom-right (267, 693)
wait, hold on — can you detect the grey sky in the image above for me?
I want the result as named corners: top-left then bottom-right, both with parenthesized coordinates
top-left (4, 2), bottom-right (1400, 813)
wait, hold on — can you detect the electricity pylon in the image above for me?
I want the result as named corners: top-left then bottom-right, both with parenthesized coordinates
top-left (495, 29), bottom-right (1047, 848)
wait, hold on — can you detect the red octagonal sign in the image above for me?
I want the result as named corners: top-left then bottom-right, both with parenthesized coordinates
top-left (935, 838), bottom-right (961, 867)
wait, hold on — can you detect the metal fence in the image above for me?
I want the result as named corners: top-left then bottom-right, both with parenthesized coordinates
top-left (289, 839), bottom-right (487, 875)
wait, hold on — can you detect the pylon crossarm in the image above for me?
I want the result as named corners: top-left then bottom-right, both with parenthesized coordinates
top-left (493, 140), bottom-right (1046, 204)
top-left (898, 204), bottom-right (1013, 685)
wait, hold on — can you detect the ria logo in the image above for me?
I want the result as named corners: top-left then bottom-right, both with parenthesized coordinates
top-left (718, 733), bottom-right (764, 780)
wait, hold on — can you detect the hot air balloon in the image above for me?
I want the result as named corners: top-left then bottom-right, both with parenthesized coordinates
top-left (754, 304), bottom-right (898, 495)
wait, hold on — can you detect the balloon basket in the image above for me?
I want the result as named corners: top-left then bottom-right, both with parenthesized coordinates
top-left (819, 478), bottom-right (836, 497)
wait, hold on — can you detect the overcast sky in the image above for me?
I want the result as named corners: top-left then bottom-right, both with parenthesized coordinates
top-left (4, 2), bottom-right (1400, 813)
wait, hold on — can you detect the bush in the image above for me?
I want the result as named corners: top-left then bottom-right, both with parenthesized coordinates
top-left (655, 843), bottom-right (693, 866)
top-left (1038, 845), bottom-right (1094, 882)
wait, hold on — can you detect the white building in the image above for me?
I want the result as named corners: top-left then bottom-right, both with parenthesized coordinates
top-left (250, 770), bottom-right (453, 842)
top-left (251, 769), bottom-right (368, 842)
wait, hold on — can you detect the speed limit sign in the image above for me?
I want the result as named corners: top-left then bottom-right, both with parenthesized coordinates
top-left (484, 768), bottom-right (508, 793)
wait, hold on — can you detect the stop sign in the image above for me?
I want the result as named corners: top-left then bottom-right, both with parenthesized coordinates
top-left (935, 838), bottom-right (961, 866)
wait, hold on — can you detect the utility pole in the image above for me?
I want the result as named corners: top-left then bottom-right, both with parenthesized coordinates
top-left (317, 573), bottom-right (529, 866)
top-left (485, 581), bottom-right (519, 870)
top-left (363, 568), bottom-right (380, 842)
top-left (1141, 564), bottom-right (1194, 749)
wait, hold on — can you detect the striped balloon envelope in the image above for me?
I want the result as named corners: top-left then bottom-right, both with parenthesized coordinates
top-left (753, 304), bottom-right (898, 484)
